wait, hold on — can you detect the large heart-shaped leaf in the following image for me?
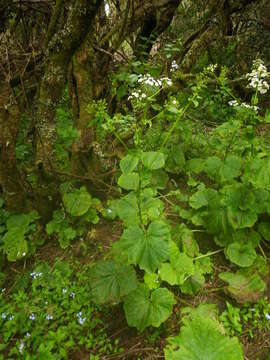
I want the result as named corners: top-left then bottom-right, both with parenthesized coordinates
top-left (226, 243), bottom-right (257, 267)
top-left (164, 305), bottom-right (243, 360)
top-left (118, 173), bottom-right (139, 190)
top-left (115, 221), bottom-right (170, 272)
top-left (63, 187), bottom-right (91, 216)
top-left (124, 284), bottom-right (175, 332)
top-left (246, 157), bottom-right (270, 190)
top-left (141, 151), bottom-right (165, 170)
top-left (258, 222), bottom-right (270, 241)
top-left (219, 261), bottom-right (267, 303)
top-left (89, 261), bottom-right (137, 304)
top-left (120, 154), bottom-right (139, 174)
top-left (116, 192), bottom-right (139, 226)
top-left (159, 242), bottom-right (194, 286)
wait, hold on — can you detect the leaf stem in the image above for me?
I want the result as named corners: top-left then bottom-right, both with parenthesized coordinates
top-left (193, 249), bottom-right (223, 261)
top-left (160, 94), bottom-right (196, 150)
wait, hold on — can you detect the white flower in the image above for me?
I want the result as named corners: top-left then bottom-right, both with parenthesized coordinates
top-left (206, 64), bottom-right (217, 72)
top-left (62, 288), bottom-right (67, 294)
top-left (172, 100), bottom-right (177, 105)
top-left (8, 315), bottom-right (14, 321)
top-left (1, 312), bottom-right (7, 319)
top-left (26, 332), bottom-right (31, 337)
top-left (30, 272), bottom-right (43, 279)
top-left (18, 341), bottom-right (24, 354)
top-left (46, 314), bottom-right (53, 320)
top-left (70, 292), bottom-right (75, 299)
top-left (170, 60), bottom-right (179, 72)
top-left (246, 59), bottom-right (269, 94)
top-left (228, 100), bottom-right (239, 106)
top-left (1, 288), bottom-right (6, 294)
top-left (265, 313), bottom-right (270, 320)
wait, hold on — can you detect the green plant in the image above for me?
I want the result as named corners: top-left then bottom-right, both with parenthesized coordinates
top-left (0, 200), bottom-right (40, 261)
top-left (220, 297), bottom-right (270, 338)
top-left (46, 183), bottom-right (101, 249)
top-left (0, 259), bottom-right (122, 359)
top-left (164, 304), bottom-right (243, 360)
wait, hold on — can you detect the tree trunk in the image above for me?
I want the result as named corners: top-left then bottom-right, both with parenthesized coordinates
top-left (0, 83), bottom-right (30, 212)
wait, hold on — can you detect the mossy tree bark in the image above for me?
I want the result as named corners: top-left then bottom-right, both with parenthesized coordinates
top-left (0, 84), bottom-right (30, 212)
top-left (36, 0), bottom-right (103, 172)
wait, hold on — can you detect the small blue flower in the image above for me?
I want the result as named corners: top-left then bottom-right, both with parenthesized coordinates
top-left (70, 292), bottom-right (75, 299)
top-left (29, 313), bottom-right (36, 321)
top-left (76, 311), bottom-right (86, 325)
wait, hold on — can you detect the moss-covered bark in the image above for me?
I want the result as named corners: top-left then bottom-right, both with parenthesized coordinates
top-left (36, 0), bottom-right (103, 172)
top-left (0, 84), bottom-right (29, 212)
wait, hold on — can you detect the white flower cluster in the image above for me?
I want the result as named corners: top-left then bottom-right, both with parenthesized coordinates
top-left (170, 60), bottom-right (179, 72)
top-left (206, 64), bottom-right (217, 72)
top-left (128, 89), bottom-right (147, 101)
top-left (246, 59), bottom-right (269, 94)
top-left (228, 99), bottom-right (259, 112)
top-left (138, 74), bottom-right (173, 87)
top-left (30, 271), bottom-right (43, 279)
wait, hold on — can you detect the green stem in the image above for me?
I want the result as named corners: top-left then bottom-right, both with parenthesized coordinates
top-left (160, 94), bottom-right (196, 150)
top-left (137, 162), bottom-right (146, 232)
top-left (193, 249), bottom-right (223, 261)
top-left (112, 128), bottom-right (129, 151)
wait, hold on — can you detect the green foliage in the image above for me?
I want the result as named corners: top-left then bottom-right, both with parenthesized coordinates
top-left (46, 184), bottom-right (100, 249)
top-left (123, 284), bottom-right (175, 332)
top-left (220, 297), bottom-right (270, 338)
top-left (88, 261), bottom-right (137, 304)
top-left (55, 105), bottom-right (79, 170)
top-left (0, 210), bottom-right (39, 261)
top-left (164, 304), bottom-right (243, 360)
top-left (219, 257), bottom-right (268, 303)
top-left (0, 260), bottom-right (122, 359)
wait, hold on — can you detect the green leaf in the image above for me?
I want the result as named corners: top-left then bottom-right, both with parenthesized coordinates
top-left (144, 272), bottom-right (160, 289)
top-left (89, 261), bottom-right (137, 304)
top-left (120, 154), bottom-right (139, 174)
top-left (63, 187), bottom-right (91, 216)
top-left (227, 207), bottom-right (257, 229)
top-left (185, 158), bottom-right (205, 174)
top-left (220, 155), bottom-right (242, 181)
top-left (115, 221), bottom-right (170, 272)
top-left (164, 305), bottom-right (243, 360)
top-left (124, 284), bottom-right (175, 331)
top-left (116, 192), bottom-right (139, 226)
top-left (189, 187), bottom-right (219, 210)
top-left (247, 157), bottom-right (270, 190)
top-left (141, 151), bottom-right (165, 170)
top-left (180, 271), bottom-right (205, 295)
top-left (226, 243), bottom-right (257, 267)
top-left (165, 145), bottom-right (185, 174)
top-left (204, 156), bottom-right (222, 179)
top-left (258, 222), bottom-right (270, 241)
top-left (219, 268), bottom-right (266, 303)
top-left (3, 232), bottom-right (28, 261)
top-left (118, 173), bottom-right (139, 190)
